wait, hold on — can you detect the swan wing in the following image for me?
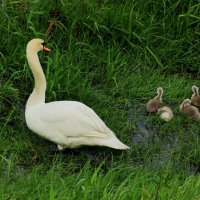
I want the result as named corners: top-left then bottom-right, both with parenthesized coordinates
top-left (36, 101), bottom-right (111, 138)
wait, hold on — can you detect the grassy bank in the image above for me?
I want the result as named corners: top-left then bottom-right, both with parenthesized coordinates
top-left (0, 0), bottom-right (200, 199)
top-left (1, 159), bottom-right (200, 199)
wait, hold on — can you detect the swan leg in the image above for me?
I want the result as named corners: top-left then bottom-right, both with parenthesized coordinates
top-left (57, 144), bottom-right (65, 151)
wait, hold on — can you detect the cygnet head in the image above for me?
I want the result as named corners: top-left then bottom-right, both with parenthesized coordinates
top-left (156, 87), bottom-right (163, 99)
top-left (192, 85), bottom-right (199, 96)
top-left (26, 38), bottom-right (50, 53)
top-left (157, 87), bottom-right (163, 93)
top-left (180, 99), bottom-right (191, 110)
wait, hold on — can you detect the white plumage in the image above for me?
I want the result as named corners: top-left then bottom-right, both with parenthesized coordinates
top-left (25, 39), bottom-right (129, 150)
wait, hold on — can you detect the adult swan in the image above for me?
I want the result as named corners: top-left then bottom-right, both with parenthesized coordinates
top-left (25, 39), bottom-right (129, 150)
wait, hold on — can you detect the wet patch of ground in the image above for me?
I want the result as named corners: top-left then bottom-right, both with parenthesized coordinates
top-left (127, 103), bottom-right (200, 174)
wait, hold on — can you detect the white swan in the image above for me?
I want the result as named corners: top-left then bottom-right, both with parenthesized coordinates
top-left (25, 38), bottom-right (129, 150)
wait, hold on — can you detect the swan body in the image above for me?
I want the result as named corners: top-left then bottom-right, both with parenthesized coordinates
top-left (158, 106), bottom-right (173, 122)
top-left (180, 99), bottom-right (200, 122)
top-left (25, 39), bottom-right (129, 150)
top-left (146, 87), bottom-right (163, 112)
top-left (191, 85), bottom-right (200, 108)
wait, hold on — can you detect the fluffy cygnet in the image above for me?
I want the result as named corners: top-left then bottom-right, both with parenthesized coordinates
top-left (191, 85), bottom-right (200, 108)
top-left (146, 87), bottom-right (163, 112)
top-left (180, 99), bottom-right (200, 122)
top-left (158, 106), bottom-right (173, 122)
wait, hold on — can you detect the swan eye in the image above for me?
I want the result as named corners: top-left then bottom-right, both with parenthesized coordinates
top-left (41, 42), bottom-right (51, 52)
top-left (41, 42), bottom-right (47, 46)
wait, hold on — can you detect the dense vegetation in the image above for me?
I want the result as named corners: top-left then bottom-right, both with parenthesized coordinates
top-left (0, 0), bottom-right (200, 199)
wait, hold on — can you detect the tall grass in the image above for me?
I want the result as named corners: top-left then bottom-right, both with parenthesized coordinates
top-left (0, 159), bottom-right (200, 200)
top-left (1, 0), bottom-right (200, 199)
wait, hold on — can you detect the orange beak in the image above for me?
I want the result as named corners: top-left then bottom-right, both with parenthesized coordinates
top-left (43, 45), bottom-right (51, 52)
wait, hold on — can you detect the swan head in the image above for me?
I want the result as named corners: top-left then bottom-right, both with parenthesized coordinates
top-left (26, 38), bottom-right (50, 53)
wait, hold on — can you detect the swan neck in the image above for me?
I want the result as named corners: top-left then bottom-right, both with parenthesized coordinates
top-left (26, 50), bottom-right (46, 107)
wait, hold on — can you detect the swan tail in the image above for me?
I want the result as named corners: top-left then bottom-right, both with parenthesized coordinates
top-left (87, 127), bottom-right (129, 149)
top-left (106, 139), bottom-right (130, 150)
top-left (98, 135), bottom-right (130, 150)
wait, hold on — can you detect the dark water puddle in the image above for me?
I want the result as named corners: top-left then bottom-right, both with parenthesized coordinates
top-left (127, 103), bottom-right (157, 143)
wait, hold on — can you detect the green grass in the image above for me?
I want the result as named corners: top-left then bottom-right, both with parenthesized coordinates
top-left (1, 160), bottom-right (200, 200)
top-left (1, 0), bottom-right (200, 199)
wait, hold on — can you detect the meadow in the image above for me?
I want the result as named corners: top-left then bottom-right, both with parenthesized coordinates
top-left (0, 0), bottom-right (200, 199)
